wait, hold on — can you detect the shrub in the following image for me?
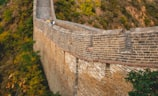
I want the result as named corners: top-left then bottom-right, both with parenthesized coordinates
top-left (126, 69), bottom-right (158, 96)
top-left (93, 23), bottom-right (101, 28)
top-left (0, 27), bottom-right (3, 33)
top-left (3, 9), bottom-right (12, 23)
top-left (55, 0), bottom-right (75, 20)
top-left (144, 17), bottom-right (151, 26)
top-left (101, 1), bottom-right (106, 11)
top-left (0, 0), bottom-right (7, 5)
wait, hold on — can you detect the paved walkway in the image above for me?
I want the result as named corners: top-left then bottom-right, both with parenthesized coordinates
top-left (36, 0), bottom-right (51, 19)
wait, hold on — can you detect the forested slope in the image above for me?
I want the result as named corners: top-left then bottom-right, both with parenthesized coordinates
top-left (55, 0), bottom-right (158, 29)
top-left (0, 0), bottom-right (59, 95)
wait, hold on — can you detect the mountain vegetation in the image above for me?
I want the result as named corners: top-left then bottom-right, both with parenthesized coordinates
top-left (126, 69), bottom-right (158, 96)
top-left (0, 0), bottom-right (60, 95)
top-left (54, 0), bottom-right (158, 29)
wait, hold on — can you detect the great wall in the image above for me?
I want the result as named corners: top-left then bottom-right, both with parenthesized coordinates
top-left (33, 0), bottom-right (158, 96)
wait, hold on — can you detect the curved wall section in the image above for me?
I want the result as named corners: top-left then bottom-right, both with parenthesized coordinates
top-left (33, 0), bottom-right (158, 96)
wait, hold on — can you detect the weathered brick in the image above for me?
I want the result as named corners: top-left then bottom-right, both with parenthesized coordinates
top-left (34, 0), bottom-right (158, 96)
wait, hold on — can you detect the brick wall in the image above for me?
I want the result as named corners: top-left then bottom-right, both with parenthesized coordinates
top-left (119, 28), bottom-right (158, 66)
top-left (33, 0), bottom-right (158, 96)
top-left (34, 27), bottom-right (133, 96)
top-left (34, 18), bottom-right (158, 67)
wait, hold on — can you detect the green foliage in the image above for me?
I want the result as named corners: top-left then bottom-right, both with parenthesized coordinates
top-left (126, 69), bottom-right (158, 96)
top-left (55, 0), bottom-right (158, 29)
top-left (100, 0), bottom-right (106, 11)
top-left (145, 2), bottom-right (158, 25)
top-left (120, 16), bottom-right (127, 25)
top-left (0, 0), bottom-right (7, 5)
top-left (7, 51), bottom-right (56, 96)
top-left (3, 9), bottom-right (12, 23)
top-left (55, 0), bottom-right (77, 21)
top-left (79, 0), bottom-right (94, 16)
top-left (0, 27), bottom-right (4, 33)
top-left (99, 19), bottom-right (107, 29)
top-left (144, 17), bottom-right (150, 26)
top-left (0, 0), bottom-right (60, 95)
top-left (131, 0), bottom-right (142, 10)
top-left (93, 23), bottom-right (100, 28)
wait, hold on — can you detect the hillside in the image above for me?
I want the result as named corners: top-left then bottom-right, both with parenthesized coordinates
top-left (0, 0), bottom-right (59, 95)
top-left (54, 0), bottom-right (158, 29)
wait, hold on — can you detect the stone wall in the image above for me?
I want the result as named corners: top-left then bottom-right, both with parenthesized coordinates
top-left (120, 28), bottom-right (158, 65)
top-left (34, 26), bottom-right (133, 96)
top-left (33, 0), bottom-right (158, 96)
top-left (34, 18), bottom-right (158, 67)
